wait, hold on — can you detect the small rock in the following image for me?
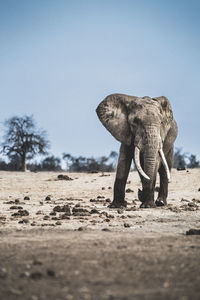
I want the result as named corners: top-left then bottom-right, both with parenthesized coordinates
top-left (126, 188), bottom-right (134, 193)
top-left (12, 210), bottom-right (29, 217)
top-left (10, 206), bottom-right (23, 210)
top-left (97, 195), bottom-right (105, 199)
top-left (186, 229), bottom-right (200, 235)
top-left (117, 209), bottom-right (124, 214)
top-left (18, 219), bottom-right (29, 224)
top-left (61, 214), bottom-right (70, 220)
top-left (0, 268), bottom-right (7, 279)
top-left (15, 199), bottom-right (20, 204)
top-left (77, 227), bottom-right (83, 231)
top-left (124, 223), bottom-right (131, 228)
top-left (102, 228), bottom-right (110, 232)
top-left (47, 269), bottom-right (55, 277)
top-left (105, 198), bottom-right (111, 203)
top-left (72, 207), bottom-right (90, 216)
top-left (108, 187), bottom-right (112, 189)
top-left (198, 188), bottom-right (200, 192)
top-left (90, 208), bottom-right (99, 214)
top-left (20, 271), bottom-right (30, 278)
top-left (90, 199), bottom-right (96, 202)
top-left (33, 259), bottom-right (42, 265)
top-left (57, 174), bottom-right (73, 181)
top-left (24, 196), bottom-right (30, 200)
top-left (45, 196), bottom-right (51, 201)
top-left (55, 221), bottom-right (62, 225)
top-left (53, 205), bottom-right (71, 214)
top-left (49, 211), bottom-right (56, 216)
top-left (43, 215), bottom-right (50, 220)
top-left (30, 272), bottom-right (43, 280)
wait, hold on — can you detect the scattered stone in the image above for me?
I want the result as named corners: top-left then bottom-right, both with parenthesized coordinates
top-left (45, 196), bottom-right (51, 201)
top-left (61, 213), bottom-right (70, 220)
top-left (126, 206), bottom-right (137, 211)
top-left (105, 218), bottom-right (110, 222)
top-left (102, 187), bottom-right (105, 190)
top-left (198, 188), bottom-right (200, 192)
top-left (77, 227), bottom-right (84, 231)
top-left (186, 229), bottom-right (200, 235)
top-left (124, 223), bottom-right (131, 228)
top-left (33, 259), bottom-right (42, 265)
top-left (127, 180), bottom-right (131, 184)
top-left (90, 199), bottom-right (96, 202)
top-left (0, 268), bottom-right (7, 279)
top-left (10, 206), bottom-right (23, 210)
top-left (57, 174), bottom-right (73, 181)
top-left (53, 205), bottom-right (71, 214)
top-left (18, 219), bottom-right (29, 224)
top-left (9, 288), bottom-right (23, 295)
top-left (30, 272), bottom-right (43, 280)
top-left (15, 199), bottom-right (20, 204)
top-left (72, 207), bottom-right (90, 216)
top-left (12, 210), bottom-right (29, 217)
top-left (168, 206), bottom-right (181, 213)
top-left (177, 167), bottom-right (186, 171)
top-left (51, 217), bottom-right (60, 221)
top-left (75, 203), bottom-right (81, 208)
top-left (126, 188), bottom-right (134, 193)
top-left (43, 215), bottom-right (50, 220)
top-left (100, 173), bottom-right (110, 177)
top-left (36, 210), bottom-right (43, 215)
top-left (24, 196), bottom-right (30, 200)
top-left (102, 228), bottom-right (110, 231)
top-left (49, 211), bottom-right (56, 216)
top-left (47, 269), bottom-right (55, 277)
top-left (155, 186), bottom-right (160, 192)
top-left (90, 208), bottom-right (99, 214)
top-left (56, 221), bottom-right (62, 225)
top-left (108, 186), bottom-right (112, 189)
top-left (117, 209), bottom-right (124, 214)
top-left (97, 195), bottom-right (105, 199)
top-left (105, 198), bottom-right (111, 203)
top-left (20, 271), bottom-right (30, 278)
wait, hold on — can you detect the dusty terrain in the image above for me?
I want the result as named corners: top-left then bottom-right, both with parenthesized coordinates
top-left (0, 169), bottom-right (200, 300)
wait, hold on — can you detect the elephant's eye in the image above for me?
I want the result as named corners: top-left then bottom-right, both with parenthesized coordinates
top-left (134, 117), bottom-right (141, 125)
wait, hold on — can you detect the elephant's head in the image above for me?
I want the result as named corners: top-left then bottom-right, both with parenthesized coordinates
top-left (96, 94), bottom-right (173, 183)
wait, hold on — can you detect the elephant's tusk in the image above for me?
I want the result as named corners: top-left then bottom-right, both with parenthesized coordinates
top-left (134, 147), bottom-right (150, 181)
top-left (159, 148), bottom-right (171, 182)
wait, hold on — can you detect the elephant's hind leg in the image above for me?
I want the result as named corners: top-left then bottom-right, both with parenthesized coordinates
top-left (109, 144), bottom-right (132, 208)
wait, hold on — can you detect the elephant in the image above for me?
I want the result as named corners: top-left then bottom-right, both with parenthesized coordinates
top-left (96, 94), bottom-right (178, 208)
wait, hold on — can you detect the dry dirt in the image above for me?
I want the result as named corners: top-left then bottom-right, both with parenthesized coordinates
top-left (0, 169), bottom-right (200, 300)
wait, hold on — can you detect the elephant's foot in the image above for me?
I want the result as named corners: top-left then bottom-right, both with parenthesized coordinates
top-left (140, 201), bottom-right (156, 208)
top-left (155, 197), bottom-right (167, 207)
top-left (108, 200), bottom-right (128, 208)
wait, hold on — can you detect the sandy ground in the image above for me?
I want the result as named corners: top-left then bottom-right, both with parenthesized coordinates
top-left (0, 169), bottom-right (200, 299)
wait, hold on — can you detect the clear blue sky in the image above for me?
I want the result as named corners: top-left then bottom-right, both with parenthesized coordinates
top-left (0, 0), bottom-right (199, 160)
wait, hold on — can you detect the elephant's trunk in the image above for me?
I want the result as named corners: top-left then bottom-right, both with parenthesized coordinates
top-left (134, 125), bottom-right (161, 186)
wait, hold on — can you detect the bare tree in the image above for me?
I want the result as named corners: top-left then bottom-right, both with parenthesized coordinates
top-left (1, 115), bottom-right (49, 171)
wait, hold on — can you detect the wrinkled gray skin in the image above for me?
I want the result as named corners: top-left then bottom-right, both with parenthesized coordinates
top-left (96, 94), bottom-right (178, 208)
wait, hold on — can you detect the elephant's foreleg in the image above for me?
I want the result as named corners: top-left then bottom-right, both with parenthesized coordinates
top-left (156, 148), bottom-right (173, 206)
top-left (109, 144), bottom-right (132, 208)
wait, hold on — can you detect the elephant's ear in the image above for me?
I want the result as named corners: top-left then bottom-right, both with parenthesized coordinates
top-left (153, 96), bottom-right (173, 122)
top-left (96, 94), bottom-right (132, 145)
